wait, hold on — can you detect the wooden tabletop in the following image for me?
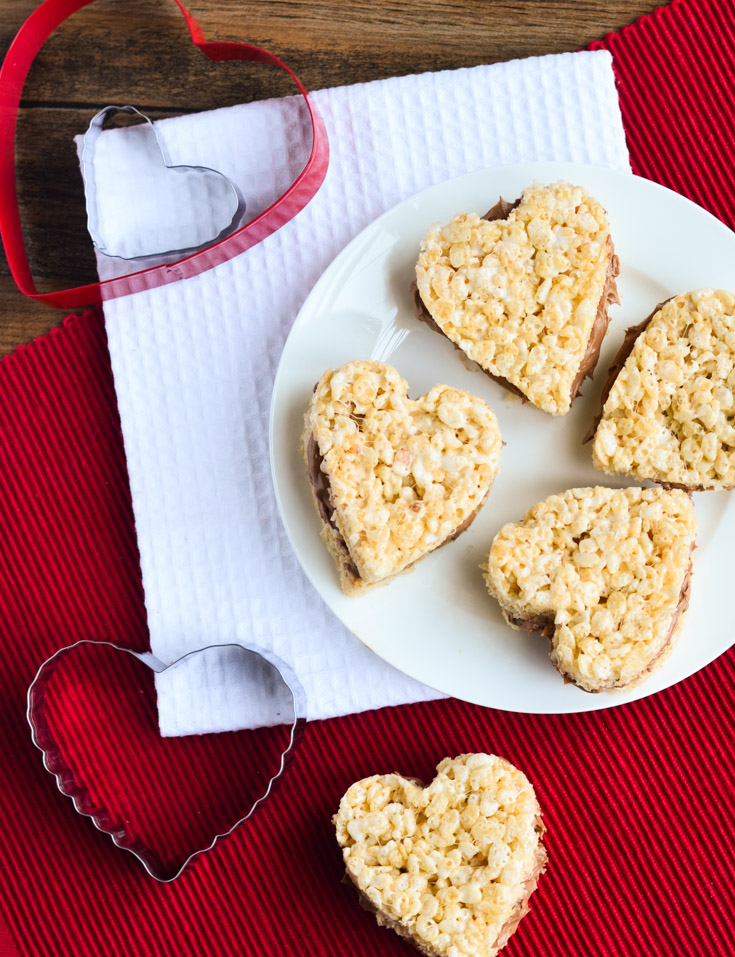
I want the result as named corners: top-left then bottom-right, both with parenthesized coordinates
top-left (0, 0), bottom-right (660, 357)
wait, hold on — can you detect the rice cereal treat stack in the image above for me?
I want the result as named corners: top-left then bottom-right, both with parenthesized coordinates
top-left (334, 753), bottom-right (546, 957)
top-left (484, 486), bottom-right (697, 693)
top-left (589, 289), bottom-right (735, 489)
top-left (413, 181), bottom-right (620, 415)
top-left (302, 360), bottom-right (502, 595)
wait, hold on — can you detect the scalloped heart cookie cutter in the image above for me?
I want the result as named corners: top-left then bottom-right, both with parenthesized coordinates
top-left (27, 640), bottom-right (307, 882)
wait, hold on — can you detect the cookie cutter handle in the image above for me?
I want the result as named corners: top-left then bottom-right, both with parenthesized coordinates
top-left (0, 0), bottom-right (329, 309)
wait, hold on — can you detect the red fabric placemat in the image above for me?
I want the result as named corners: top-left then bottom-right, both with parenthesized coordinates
top-left (2, 0), bottom-right (735, 953)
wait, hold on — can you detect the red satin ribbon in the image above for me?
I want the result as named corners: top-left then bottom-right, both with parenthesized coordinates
top-left (0, 0), bottom-right (330, 308)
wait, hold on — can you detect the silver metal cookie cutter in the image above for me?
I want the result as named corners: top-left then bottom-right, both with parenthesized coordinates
top-left (81, 105), bottom-right (247, 260)
top-left (27, 640), bottom-right (306, 882)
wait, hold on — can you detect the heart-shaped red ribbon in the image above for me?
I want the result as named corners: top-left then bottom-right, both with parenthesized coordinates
top-left (28, 640), bottom-right (304, 881)
top-left (0, 0), bottom-right (329, 308)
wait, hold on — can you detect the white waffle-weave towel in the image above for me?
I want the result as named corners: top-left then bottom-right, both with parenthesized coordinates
top-left (89, 51), bottom-right (631, 734)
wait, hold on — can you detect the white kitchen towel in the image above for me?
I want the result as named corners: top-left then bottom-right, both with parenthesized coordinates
top-left (90, 51), bottom-right (631, 735)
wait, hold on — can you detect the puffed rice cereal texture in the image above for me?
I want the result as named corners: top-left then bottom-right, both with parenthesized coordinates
top-left (334, 754), bottom-right (546, 957)
top-left (484, 486), bottom-right (696, 693)
top-left (415, 181), bottom-right (614, 416)
top-left (592, 289), bottom-right (735, 488)
top-left (302, 360), bottom-right (502, 595)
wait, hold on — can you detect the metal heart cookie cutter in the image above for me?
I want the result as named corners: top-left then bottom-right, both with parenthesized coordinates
top-left (81, 105), bottom-right (247, 260)
top-left (27, 640), bottom-right (306, 882)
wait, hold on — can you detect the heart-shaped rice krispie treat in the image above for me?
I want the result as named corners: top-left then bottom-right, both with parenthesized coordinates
top-left (302, 361), bottom-right (502, 595)
top-left (589, 289), bottom-right (735, 489)
top-left (413, 181), bottom-right (619, 415)
top-left (484, 486), bottom-right (697, 693)
top-left (334, 753), bottom-right (546, 957)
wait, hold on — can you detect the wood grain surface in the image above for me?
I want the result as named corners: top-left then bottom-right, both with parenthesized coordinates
top-left (0, 0), bottom-right (661, 355)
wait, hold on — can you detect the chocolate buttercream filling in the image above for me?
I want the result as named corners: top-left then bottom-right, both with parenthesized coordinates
top-left (411, 196), bottom-right (620, 405)
top-left (306, 433), bottom-right (483, 583)
top-left (306, 434), bottom-right (361, 582)
top-left (483, 196), bottom-right (521, 221)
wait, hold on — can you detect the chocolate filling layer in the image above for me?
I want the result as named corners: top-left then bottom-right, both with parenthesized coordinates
top-left (306, 434), bottom-right (360, 582)
top-left (411, 196), bottom-right (620, 405)
top-left (508, 613), bottom-right (555, 642)
top-left (483, 196), bottom-right (521, 221)
top-left (306, 433), bottom-right (483, 583)
top-left (509, 554), bottom-right (693, 693)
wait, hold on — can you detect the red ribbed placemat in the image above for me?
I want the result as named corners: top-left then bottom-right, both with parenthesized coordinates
top-left (2, 1), bottom-right (735, 953)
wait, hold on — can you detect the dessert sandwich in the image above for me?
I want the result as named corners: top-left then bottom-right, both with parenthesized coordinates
top-left (484, 486), bottom-right (697, 693)
top-left (412, 180), bottom-right (619, 415)
top-left (302, 360), bottom-right (502, 595)
top-left (587, 288), bottom-right (735, 489)
top-left (334, 753), bottom-right (546, 957)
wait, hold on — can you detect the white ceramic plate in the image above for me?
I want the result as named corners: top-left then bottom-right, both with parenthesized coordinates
top-left (270, 161), bottom-right (735, 713)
